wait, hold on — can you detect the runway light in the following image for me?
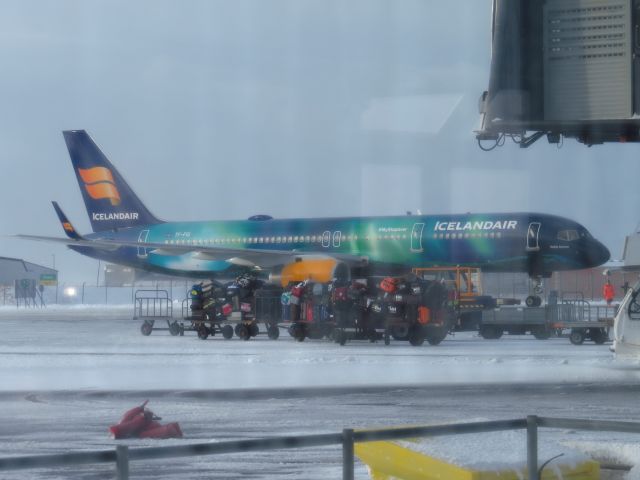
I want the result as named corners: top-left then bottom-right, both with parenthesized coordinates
top-left (63, 287), bottom-right (77, 297)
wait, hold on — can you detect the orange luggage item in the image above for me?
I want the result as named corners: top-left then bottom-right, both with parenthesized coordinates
top-left (380, 277), bottom-right (398, 293)
top-left (418, 306), bottom-right (431, 325)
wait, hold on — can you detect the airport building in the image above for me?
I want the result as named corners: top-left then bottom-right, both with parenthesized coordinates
top-left (0, 256), bottom-right (57, 306)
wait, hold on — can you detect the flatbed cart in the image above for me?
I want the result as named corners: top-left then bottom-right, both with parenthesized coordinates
top-left (134, 289), bottom-right (180, 336)
top-left (551, 296), bottom-right (615, 345)
top-left (480, 306), bottom-right (553, 340)
top-left (553, 319), bottom-right (613, 345)
top-left (480, 298), bottom-right (615, 344)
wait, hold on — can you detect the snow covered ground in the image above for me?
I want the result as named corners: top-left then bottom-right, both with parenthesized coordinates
top-left (1, 307), bottom-right (640, 479)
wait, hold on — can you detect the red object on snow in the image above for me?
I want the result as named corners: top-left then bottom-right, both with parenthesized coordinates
top-left (119, 400), bottom-right (148, 423)
top-left (109, 402), bottom-right (183, 440)
top-left (138, 422), bottom-right (183, 439)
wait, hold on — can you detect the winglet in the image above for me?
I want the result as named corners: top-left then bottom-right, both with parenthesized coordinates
top-left (52, 201), bottom-right (83, 240)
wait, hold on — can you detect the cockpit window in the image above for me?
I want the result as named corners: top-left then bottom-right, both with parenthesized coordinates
top-left (557, 229), bottom-right (579, 241)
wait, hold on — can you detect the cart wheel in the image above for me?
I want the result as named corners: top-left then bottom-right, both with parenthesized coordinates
top-left (221, 325), bottom-right (234, 339)
top-left (590, 328), bottom-right (608, 345)
top-left (267, 325), bottom-right (280, 340)
top-left (408, 327), bottom-right (425, 346)
top-left (390, 325), bottom-right (409, 341)
top-left (168, 322), bottom-right (180, 336)
top-left (532, 326), bottom-right (551, 340)
top-left (308, 326), bottom-right (324, 340)
top-left (248, 323), bottom-right (259, 337)
top-left (140, 322), bottom-right (153, 336)
top-left (334, 329), bottom-right (346, 346)
top-left (426, 327), bottom-right (448, 346)
top-left (569, 329), bottom-right (585, 345)
top-left (479, 325), bottom-right (502, 340)
top-left (197, 326), bottom-right (209, 340)
top-left (237, 324), bottom-right (250, 341)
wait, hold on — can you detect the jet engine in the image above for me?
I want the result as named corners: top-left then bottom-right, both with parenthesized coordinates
top-left (269, 258), bottom-right (350, 287)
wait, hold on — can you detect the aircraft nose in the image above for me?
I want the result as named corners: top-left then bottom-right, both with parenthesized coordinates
top-left (587, 240), bottom-right (610, 267)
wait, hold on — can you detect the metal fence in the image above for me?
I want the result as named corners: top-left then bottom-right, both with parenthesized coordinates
top-left (1, 415), bottom-right (639, 479)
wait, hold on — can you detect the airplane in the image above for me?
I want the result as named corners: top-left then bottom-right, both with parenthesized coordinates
top-left (17, 130), bottom-right (611, 307)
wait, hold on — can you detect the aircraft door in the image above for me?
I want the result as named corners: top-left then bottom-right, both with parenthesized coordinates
top-left (322, 231), bottom-right (331, 248)
top-left (137, 229), bottom-right (150, 257)
top-left (332, 231), bottom-right (342, 248)
top-left (411, 223), bottom-right (425, 252)
top-left (526, 222), bottom-right (541, 252)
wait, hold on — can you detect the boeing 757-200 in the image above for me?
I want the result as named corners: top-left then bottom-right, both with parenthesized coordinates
top-left (17, 130), bottom-right (610, 306)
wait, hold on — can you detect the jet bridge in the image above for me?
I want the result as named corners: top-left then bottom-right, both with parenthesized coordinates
top-left (477, 0), bottom-right (640, 148)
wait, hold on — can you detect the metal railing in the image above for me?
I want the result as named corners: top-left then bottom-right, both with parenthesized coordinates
top-left (1, 415), bottom-right (639, 479)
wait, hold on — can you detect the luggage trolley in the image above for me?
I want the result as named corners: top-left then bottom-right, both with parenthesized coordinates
top-left (184, 281), bottom-right (235, 340)
top-left (134, 289), bottom-right (178, 336)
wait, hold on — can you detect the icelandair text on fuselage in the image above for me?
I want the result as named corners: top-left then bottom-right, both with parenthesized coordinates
top-left (92, 212), bottom-right (139, 221)
top-left (434, 220), bottom-right (518, 232)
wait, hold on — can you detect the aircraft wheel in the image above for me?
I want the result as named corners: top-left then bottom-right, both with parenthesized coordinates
top-left (236, 324), bottom-right (250, 341)
top-left (140, 321), bottom-right (153, 336)
top-left (248, 323), bottom-right (259, 337)
top-left (525, 296), bottom-right (541, 308)
top-left (569, 329), bottom-right (585, 345)
top-left (532, 326), bottom-right (551, 340)
top-left (384, 333), bottom-right (391, 346)
top-left (221, 324), bottom-right (234, 339)
top-left (267, 325), bottom-right (280, 340)
top-left (197, 326), bottom-right (209, 340)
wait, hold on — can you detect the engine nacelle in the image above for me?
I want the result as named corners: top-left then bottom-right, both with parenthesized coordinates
top-left (269, 258), bottom-right (350, 287)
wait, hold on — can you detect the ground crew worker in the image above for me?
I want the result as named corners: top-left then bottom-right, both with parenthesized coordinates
top-left (603, 279), bottom-right (615, 305)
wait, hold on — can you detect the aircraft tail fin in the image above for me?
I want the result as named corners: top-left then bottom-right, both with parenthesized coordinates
top-left (62, 130), bottom-right (162, 232)
top-left (52, 201), bottom-right (83, 240)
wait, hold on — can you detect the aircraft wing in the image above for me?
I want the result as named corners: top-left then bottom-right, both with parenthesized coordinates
top-left (13, 234), bottom-right (369, 268)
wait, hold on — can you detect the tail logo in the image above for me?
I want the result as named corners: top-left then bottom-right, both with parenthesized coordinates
top-left (62, 222), bottom-right (74, 232)
top-left (78, 167), bottom-right (121, 206)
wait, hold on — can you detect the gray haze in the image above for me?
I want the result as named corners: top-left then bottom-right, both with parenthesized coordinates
top-left (0, 0), bottom-right (637, 282)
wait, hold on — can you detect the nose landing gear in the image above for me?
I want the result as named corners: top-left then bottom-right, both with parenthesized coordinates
top-left (526, 276), bottom-right (544, 307)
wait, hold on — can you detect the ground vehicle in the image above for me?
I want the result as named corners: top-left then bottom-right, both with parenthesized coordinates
top-left (613, 277), bottom-right (640, 356)
top-left (480, 295), bottom-right (614, 344)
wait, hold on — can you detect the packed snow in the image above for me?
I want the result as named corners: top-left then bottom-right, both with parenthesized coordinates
top-left (1, 306), bottom-right (639, 479)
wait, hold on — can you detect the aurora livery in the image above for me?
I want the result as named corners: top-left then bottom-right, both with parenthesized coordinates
top-left (18, 131), bottom-right (610, 297)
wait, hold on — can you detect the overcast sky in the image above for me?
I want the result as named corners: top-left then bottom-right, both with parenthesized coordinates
top-left (1, 0), bottom-right (638, 283)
